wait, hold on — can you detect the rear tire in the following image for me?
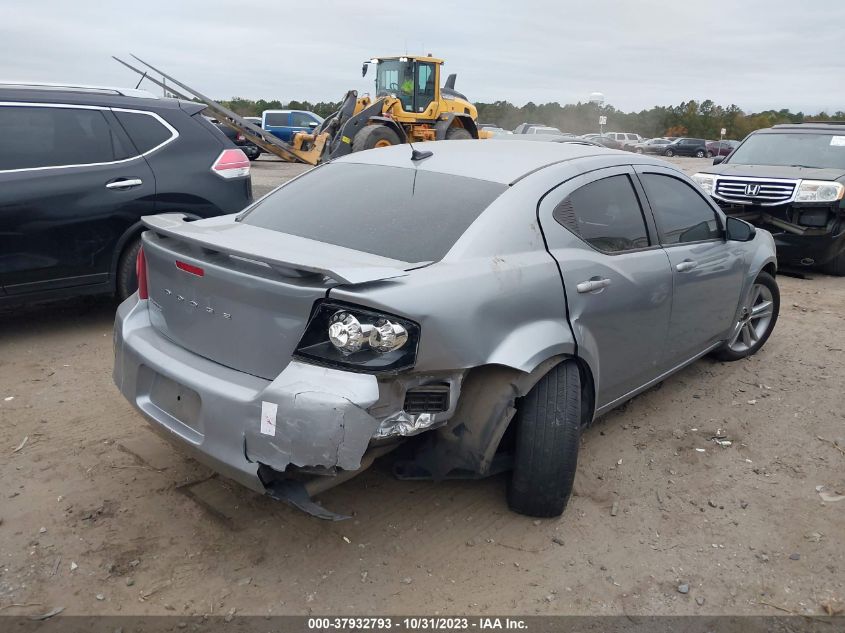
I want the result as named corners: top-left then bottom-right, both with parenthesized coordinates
top-left (445, 127), bottom-right (473, 140)
top-left (695, 150), bottom-right (705, 158)
top-left (507, 360), bottom-right (581, 518)
top-left (635, 148), bottom-right (644, 154)
top-left (712, 272), bottom-right (779, 361)
top-left (821, 250), bottom-right (845, 276)
top-left (116, 237), bottom-right (142, 301)
top-left (352, 124), bottom-right (401, 151)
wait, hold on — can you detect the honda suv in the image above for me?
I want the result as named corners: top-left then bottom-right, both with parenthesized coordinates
top-left (693, 123), bottom-right (845, 274)
top-left (0, 83), bottom-right (253, 304)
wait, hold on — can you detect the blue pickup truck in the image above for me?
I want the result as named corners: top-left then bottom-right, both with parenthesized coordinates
top-left (261, 110), bottom-right (323, 142)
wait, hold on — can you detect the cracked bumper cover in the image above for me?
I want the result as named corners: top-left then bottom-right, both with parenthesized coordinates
top-left (112, 297), bottom-right (384, 493)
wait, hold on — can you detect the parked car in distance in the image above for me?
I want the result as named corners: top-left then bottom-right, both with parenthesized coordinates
top-left (513, 122), bottom-right (546, 134)
top-left (706, 139), bottom-right (739, 157)
top-left (262, 109), bottom-right (323, 142)
top-left (482, 127), bottom-right (513, 136)
top-left (527, 126), bottom-right (565, 135)
top-left (207, 116), bottom-right (261, 161)
top-left (633, 138), bottom-right (672, 154)
top-left (605, 132), bottom-right (644, 150)
top-left (0, 83), bottom-right (253, 304)
top-left (593, 135), bottom-right (623, 150)
top-left (693, 122), bottom-right (845, 274)
top-left (115, 140), bottom-right (778, 521)
top-left (663, 137), bottom-right (710, 158)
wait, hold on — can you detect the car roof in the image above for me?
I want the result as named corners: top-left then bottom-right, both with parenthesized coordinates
top-left (336, 139), bottom-right (647, 185)
top-left (0, 84), bottom-right (188, 111)
top-left (765, 122), bottom-right (845, 133)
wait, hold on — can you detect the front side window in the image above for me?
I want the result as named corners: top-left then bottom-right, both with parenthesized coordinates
top-left (290, 112), bottom-right (319, 127)
top-left (0, 105), bottom-right (121, 170)
top-left (553, 174), bottom-right (650, 253)
top-left (640, 173), bottom-right (722, 245)
top-left (240, 163), bottom-right (507, 263)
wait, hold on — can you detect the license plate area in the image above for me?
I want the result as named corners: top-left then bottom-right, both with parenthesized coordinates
top-left (137, 366), bottom-right (204, 443)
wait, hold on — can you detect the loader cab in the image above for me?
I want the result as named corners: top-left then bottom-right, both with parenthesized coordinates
top-left (371, 56), bottom-right (441, 116)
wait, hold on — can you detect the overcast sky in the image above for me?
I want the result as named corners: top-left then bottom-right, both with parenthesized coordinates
top-left (2, 0), bottom-right (843, 114)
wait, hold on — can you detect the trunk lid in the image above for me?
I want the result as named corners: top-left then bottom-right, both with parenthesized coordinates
top-left (141, 214), bottom-right (412, 379)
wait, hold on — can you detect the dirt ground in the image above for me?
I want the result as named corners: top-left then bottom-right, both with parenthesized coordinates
top-left (1, 154), bottom-right (844, 618)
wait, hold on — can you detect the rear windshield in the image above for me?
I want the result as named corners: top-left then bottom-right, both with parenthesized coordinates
top-left (727, 132), bottom-right (845, 169)
top-left (240, 162), bottom-right (507, 262)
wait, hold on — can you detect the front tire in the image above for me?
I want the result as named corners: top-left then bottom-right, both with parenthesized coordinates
top-left (664, 149), bottom-right (675, 157)
top-left (508, 360), bottom-right (581, 518)
top-left (116, 237), bottom-right (142, 301)
top-left (635, 148), bottom-right (644, 154)
top-left (352, 124), bottom-right (401, 151)
top-left (445, 127), bottom-right (473, 140)
top-left (712, 272), bottom-right (779, 361)
top-left (706, 151), bottom-right (714, 158)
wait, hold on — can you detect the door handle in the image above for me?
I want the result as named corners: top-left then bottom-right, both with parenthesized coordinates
top-left (576, 278), bottom-right (611, 293)
top-left (106, 178), bottom-right (143, 190)
top-left (675, 259), bottom-right (698, 272)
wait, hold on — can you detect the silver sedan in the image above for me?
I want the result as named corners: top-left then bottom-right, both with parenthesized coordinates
top-left (113, 140), bottom-right (779, 519)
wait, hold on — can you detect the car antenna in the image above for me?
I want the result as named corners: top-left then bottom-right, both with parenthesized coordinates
top-left (408, 138), bottom-right (433, 162)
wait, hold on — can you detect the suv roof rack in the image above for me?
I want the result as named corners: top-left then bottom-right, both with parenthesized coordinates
top-left (772, 121), bottom-right (845, 128)
top-left (0, 81), bottom-right (157, 98)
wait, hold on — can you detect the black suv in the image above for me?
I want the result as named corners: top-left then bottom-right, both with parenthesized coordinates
top-left (663, 137), bottom-right (709, 158)
top-left (693, 123), bottom-right (845, 274)
top-left (0, 84), bottom-right (253, 303)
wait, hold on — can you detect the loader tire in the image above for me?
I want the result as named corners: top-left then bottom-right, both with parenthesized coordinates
top-left (446, 127), bottom-right (473, 140)
top-left (507, 359), bottom-right (581, 518)
top-left (352, 125), bottom-right (400, 152)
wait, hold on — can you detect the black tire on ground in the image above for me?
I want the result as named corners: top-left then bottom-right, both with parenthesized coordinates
top-left (664, 149), bottom-right (675, 157)
top-left (507, 359), bottom-right (582, 518)
top-left (695, 150), bottom-right (705, 158)
top-left (711, 271), bottom-right (780, 362)
top-left (445, 127), bottom-right (473, 140)
top-left (352, 124), bottom-right (401, 152)
top-left (821, 250), bottom-right (845, 276)
top-left (706, 151), bottom-right (714, 158)
top-left (635, 148), bottom-right (644, 154)
top-left (116, 237), bottom-right (142, 301)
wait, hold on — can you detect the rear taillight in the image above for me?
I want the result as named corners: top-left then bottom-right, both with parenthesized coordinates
top-left (136, 246), bottom-right (149, 300)
top-left (211, 148), bottom-right (250, 179)
top-left (236, 133), bottom-right (245, 142)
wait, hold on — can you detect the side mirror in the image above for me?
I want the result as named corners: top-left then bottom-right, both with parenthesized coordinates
top-left (712, 155), bottom-right (725, 165)
top-left (362, 63), bottom-right (368, 77)
top-left (726, 216), bottom-right (756, 242)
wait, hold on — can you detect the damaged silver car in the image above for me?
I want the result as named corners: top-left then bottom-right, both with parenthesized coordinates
top-left (113, 140), bottom-right (780, 519)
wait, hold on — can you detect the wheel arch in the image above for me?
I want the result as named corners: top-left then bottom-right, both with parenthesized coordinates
top-left (434, 113), bottom-right (479, 140)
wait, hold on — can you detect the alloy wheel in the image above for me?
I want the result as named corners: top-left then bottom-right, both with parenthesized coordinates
top-left (727, 283), bottom-right (774, 353)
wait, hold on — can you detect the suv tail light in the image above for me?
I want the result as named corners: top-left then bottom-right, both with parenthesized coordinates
top-left (211, 148), bottom-right (250, 179)
top-left (136, 246), bottom-right (149, 300)
top-left (236, 133), bottom-right (245, 142)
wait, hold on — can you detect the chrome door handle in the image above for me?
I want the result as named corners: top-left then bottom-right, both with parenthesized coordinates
top-left (675, 259), bottom-right (698, 272)
top-left (576, 278), bottom-right (611, 293)
top-left (106, 179), bottom-right (143, 189)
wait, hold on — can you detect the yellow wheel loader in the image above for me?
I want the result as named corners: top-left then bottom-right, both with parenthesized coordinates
top-left (115, 54), bottom-right (485, 166)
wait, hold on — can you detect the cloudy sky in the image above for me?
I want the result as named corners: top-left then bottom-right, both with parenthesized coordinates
top-left (2, 0), bottom-right (843, 114)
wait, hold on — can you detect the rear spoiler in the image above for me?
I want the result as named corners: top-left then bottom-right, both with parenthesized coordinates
top-left (142, 214), bottom-right (416, 285)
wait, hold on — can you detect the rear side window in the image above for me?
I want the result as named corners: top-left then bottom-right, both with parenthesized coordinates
top-left (640, 173), bottom-right (722, 244)
top-left (553, 174), bottom-right (650, 253)
top-left (113, 110), bottom-right (173, 153)
top-left (0, 105), bottom-right (121, 170)
top-left (241, 162), bottom-right (507, 262)
top-left (264, 113), bottom-right (288, 126)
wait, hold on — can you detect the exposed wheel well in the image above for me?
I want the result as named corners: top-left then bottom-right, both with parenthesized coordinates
top-left (761, 262), bottom-right (777, 278)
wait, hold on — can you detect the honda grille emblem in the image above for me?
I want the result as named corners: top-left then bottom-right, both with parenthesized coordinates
top-left (745, 184), bottom-right (761, 196)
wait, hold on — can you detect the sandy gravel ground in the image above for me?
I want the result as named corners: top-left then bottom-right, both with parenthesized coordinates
top-left (0, 155), bottom-right (843, 619)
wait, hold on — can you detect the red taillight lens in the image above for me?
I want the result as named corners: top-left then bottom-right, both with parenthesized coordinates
top-left (175, 260), bottom-right (204, 277)
top-left (136, 246), bottom-right (149, 300)
top-left (236, 133), bottom-right (245, 142)
top-left (211, 148), bottom-right (250, 179)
